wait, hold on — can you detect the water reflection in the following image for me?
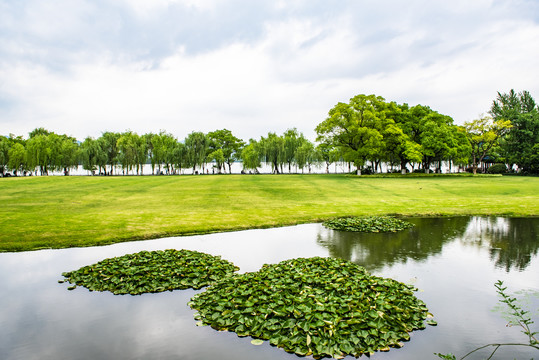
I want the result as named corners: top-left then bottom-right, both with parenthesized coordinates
top-left (0, 217), bottom-right (537, 360)
top-left (316, 217), bottom-right (470, 272)
top-left (316, 217), bottom-right (539, 273)
top-left (461, 217), bottom-right (539, 272)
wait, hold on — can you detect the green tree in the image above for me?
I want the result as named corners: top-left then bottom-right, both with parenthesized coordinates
top-left (117, 131), bottom-right (146, 175)
top-left (241, 139), bottom-right (262, 173)
top-left (316, 141), bottom-right (339, 173)
top-left (283, 128), bottom-right (300, 173)
top-left (207, 129), bottom-right (244, 174)
top-left (316, 94), bottom-right (390, 175)
top-left (260, 132), bottom-right (285, 173)
top-left (99, 132), bottom-right (120, 175)
top-left (295, 136), bottom-right (315, 173)
top-left (80, 137), bottom-right (106, 174)
top-left (490, 89), bottom-right (539, 173)
top-left (0, 136), bottom-right (10, 176)
top-left (25, 134), bottom-right (52, 175)
top-left (464, 115), bottom-right (512, 174)
top-left (149, 131), bottom-right (177, 174)
top-left (185, 132), bottom-right (208, 173)
top-left (172, 142), bottom-right (188, 174)
top-left (7, 143), bottom-right (26, 175)
top-left (56, 135), bottom-right (79, 175)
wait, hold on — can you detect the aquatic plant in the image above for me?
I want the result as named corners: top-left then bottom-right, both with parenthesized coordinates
top-left (60, 249), bottom-right (239, 295)
top-left (189, 257), bottom-right (433, 359)
top-left (323, 216), bottom-right (414, 233)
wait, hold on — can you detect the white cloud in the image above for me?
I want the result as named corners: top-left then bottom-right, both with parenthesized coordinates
top-left (1, 0), bottom-right (538, 141)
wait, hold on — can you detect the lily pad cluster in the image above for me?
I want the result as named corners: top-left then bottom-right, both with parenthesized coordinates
top-left (189, 257), bottom-right (431, 359)
top-left (61, 249), bottom-right (239, 295)
top-left (323, 216), bottom-right (414, 233)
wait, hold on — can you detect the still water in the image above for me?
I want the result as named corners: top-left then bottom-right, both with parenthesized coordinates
top-left (0, 217), bottom-right (538, 360)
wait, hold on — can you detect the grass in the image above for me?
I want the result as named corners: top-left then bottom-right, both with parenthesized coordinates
top-left (1, 174), bottom-right (538, 252)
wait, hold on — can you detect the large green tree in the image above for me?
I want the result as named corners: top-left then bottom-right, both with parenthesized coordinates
top-left (490, 89), bottom-right (539, 173)
top-left (316, 94), bottom-right (391, 175)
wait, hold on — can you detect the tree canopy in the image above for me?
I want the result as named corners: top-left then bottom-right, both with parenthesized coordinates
top-left (1, 90), bottom-right (537, 177)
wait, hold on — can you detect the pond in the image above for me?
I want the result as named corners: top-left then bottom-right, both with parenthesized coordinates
top-left (0, 217), bottom-right (538, 360)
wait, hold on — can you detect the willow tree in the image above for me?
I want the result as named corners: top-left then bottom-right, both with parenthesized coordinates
top-left (185, 131), bottom-right (208, 173)
top-left (241, 139), bottom-right (261, 173)
top-left (0, 136), bottom-right (10, 175)
top-left (260, 132), bottom-right (285, 173)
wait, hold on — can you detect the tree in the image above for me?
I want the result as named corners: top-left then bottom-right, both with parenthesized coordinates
top-left (283, 128), bottom-right (300, 173)
top-left (316, 94), bottom-right (390, 175)
top-left (185, 132), bottom-right (208, 173)
top-left (260, 132), bottom-right (285, 173)
top-left (56, 135), bottom-right (79, 175)
top-left (99, 132), bottom-right (120, 175)
top-left (26, 134), bottom-right (52, 175)
top-left (316, 140), bottom-right (339, 173)
top-left (295, 137), bottom-right (315, 173)
top-left (149, 131), bottom-right (177, 174)
top-left (117, 131), bottom-right (146, 175)
top-left (207, 129), bottom-right (244, 174)
top-left (0, 136), bottom-right (10, 176)
top-left (464, 115), bottom-right (512, 174)
top-left (8, 143), bottom-right (26, 175)
top-left (241, 139), bottom-right (262, 173)
top-left (80, 137), bottom-right (106, 174)
top-left (172, 142), bottom-right (188, 174)
top-left (28, 127), bottom-right (50, 138)
top-left (490, 89), bottom-right (539, 173)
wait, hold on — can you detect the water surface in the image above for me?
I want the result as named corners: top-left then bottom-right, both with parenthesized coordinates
top-left (0, 217), bottom-right (537, 359)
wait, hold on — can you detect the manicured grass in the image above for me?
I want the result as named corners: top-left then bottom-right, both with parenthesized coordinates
top-left (1, 174), bottom-right (538, 251)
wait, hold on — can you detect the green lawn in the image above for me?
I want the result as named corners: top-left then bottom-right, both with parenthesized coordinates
top-left (1, 174), bottom-right (538, 251)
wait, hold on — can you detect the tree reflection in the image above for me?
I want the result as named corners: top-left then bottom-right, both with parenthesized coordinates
top-left (316, 217), bottom-right (470, 272)
top-left (316, 217), bottom-right (539, 273)
top-left (461, 217), bottom-right (539, 272)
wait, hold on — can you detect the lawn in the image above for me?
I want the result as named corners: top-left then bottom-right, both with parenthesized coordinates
top-left (1, 174), bottom-right (537, 251)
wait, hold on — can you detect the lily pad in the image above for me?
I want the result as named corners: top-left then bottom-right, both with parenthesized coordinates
top-left (189, 257), bottom-right (431, 358)
top-left (323, 216), bottom-right (414, 233)
top-left (61, 249), bottom-right (239, 295)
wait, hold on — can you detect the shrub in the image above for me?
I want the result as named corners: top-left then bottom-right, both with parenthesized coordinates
top-left (487, 163), bottom-right (507, 174)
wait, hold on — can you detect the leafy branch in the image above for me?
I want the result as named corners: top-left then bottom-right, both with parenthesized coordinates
top-left (435, 280), bottom-right (538, 359)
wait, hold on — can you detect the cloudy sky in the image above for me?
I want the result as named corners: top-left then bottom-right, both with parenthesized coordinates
top-left (1, 0), bottom-right (538, 142)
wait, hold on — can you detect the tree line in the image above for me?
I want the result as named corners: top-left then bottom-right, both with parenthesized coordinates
top-left (1, 89), bottom-right (537, 176)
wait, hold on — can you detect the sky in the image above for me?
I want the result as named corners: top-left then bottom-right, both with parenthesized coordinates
top-left (1, 0), bottom-right (538, 142)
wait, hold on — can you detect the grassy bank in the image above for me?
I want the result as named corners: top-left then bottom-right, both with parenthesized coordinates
top-left (1, 174), bottom-right (538, 251)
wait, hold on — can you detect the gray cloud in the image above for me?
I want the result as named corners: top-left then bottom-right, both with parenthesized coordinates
top-left (0, 0), bottom-right (538, 139)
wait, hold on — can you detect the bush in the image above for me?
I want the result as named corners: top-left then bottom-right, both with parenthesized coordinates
top-left (487, 164), bottom-right (507, 174)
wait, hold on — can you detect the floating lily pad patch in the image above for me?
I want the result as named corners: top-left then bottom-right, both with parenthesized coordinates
top-left (323, 216), bottom-right (414, 233)
top-left (61, 249), bottom-right (239, 295)
top-left (189, 257), bottom-right (432, 359)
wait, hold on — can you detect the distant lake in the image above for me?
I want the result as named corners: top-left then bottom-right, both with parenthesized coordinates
top-left (0, 217), bottom-right (537, 360)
